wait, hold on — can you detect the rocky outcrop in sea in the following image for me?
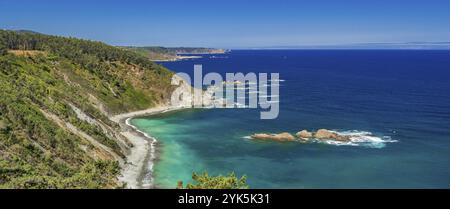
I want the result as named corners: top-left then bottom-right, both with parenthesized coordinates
top-left (251, 129), bottom-right (351, 143)
top-left (249, 128), bottom-right (397, 148)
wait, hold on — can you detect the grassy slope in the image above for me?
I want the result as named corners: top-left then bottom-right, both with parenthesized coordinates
top-left (0, 30), bottom-right (175, 188)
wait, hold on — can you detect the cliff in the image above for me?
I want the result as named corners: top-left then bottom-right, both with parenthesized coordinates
top-left (0, 30), bottom-right (178, 188)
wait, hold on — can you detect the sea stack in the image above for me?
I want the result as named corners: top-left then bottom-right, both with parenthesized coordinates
top-left (313, 129), bottom-right (351, 142)
top-left (250, 129), bottom-right (352, 143)
top-left (251, 132), bottom-right (296, 142)
top-left (296, 130), bottom-right (313, 139)
top-left (314, 129), bottom-right (338, 139)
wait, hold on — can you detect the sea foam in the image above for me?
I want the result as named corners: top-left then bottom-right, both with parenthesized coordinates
top-left (321, 130), bottom-right (397, 148)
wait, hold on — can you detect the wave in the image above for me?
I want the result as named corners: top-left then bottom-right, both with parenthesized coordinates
top-left (259, 95), bottom-right (279, 98)
top-left (269, 79), bottom-right (285, 82)
top-left (263, 84), bottom-right (282, 87)
top-left (234, 87), bottom-right (247, 90)
top-left (318, 130), bottom-right (397, 148)
top-left (237, 95), bottom-right (279, 99)
top-left (259, 100), bottom-right (280, 104)
top-left (329, 130), bottom-right (397, 148)
top-left (235, 103), bottom-right (248, 108)
top-left (221, 85), bottom-right (258, 90)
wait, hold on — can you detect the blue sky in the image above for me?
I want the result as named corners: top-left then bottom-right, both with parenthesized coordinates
top-left (1, 0), bottom-right (450, 48)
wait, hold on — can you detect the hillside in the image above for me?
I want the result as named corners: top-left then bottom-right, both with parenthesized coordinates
top-left (124, 46), bottom-right (228, 61)
top-left (0, 30), bottom-right (175, 188)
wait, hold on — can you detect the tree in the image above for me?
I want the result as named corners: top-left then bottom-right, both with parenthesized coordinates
top-left (0, 43), bottom-right (6, 56)
top-left (179, 171), bottom-right (249, 189)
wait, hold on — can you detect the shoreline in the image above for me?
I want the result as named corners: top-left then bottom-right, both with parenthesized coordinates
top-left (113, 73), bottom-right (208, 188)
top-left (113, 105), bottom-right (188, 188)
top-left (151, 51), bottom-right (230, 62)
top-left (151, 55), bottom-right (202, 62)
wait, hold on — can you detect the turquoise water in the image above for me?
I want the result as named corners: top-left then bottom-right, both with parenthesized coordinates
top-left (131, 50), bottom-right (450, 188)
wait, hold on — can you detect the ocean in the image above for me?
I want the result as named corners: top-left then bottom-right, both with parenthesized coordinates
top-left (131, 50), bottom-right (450, 188)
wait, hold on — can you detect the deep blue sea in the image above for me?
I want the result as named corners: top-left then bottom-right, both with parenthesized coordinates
top-left (131, 50), bottom-right (450, 188)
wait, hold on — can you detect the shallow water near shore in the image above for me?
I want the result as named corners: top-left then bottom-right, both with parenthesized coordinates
top-left (131, 50), bottom-right (450, 188)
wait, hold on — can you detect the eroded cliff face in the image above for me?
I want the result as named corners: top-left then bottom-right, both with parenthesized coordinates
top-left (170, 74), bottom-right (214, 108)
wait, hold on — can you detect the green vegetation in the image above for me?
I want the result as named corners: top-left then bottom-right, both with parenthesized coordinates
top-left (167, 47), bottom-right (228, 55)
top-left (178, 172), bottom-right (249, 189)
top-left (0, 30), bottom-right (175, 113)
top-left (125, 47), bottom-right (175, 61)
top-left (0, 30), bottom-right (176, 188)
top-left (0, 42), bottom-right (6, 56)
top-left (124, 46), bottom-right (227, 60)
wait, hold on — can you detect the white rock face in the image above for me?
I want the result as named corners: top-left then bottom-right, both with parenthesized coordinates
top-left (170, 74), bottom-right (214, 108)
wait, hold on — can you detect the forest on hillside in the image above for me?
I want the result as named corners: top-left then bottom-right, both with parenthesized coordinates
top-left (0, 30), bottom-right (174, 188)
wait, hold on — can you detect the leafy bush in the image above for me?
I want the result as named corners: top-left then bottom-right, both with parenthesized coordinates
top-left (179, 171), bottom-right (249, 189)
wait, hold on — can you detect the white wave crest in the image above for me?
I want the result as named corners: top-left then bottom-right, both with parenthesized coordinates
top-left (269, 79), bottom-right (285, 82)
top-left (322, 130), bottom-right (398, 148)
top-left (262, 84), bottom-right (282, 87)
top-left (261, 100), bottom-right (280, 104)
top-left (259, 95), bottom-right (280, 98)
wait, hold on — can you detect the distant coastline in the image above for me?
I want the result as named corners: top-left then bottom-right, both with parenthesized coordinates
top-left (152, 55), bottom-right (202, 62)
top-left (122, 46), bottom-right (230, 61)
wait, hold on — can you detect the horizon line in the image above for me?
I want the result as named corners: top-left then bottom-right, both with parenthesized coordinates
top-left (5, 29), bottom-right (450, 50)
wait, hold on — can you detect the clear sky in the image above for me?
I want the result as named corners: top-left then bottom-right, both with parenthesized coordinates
top-left (1, 0), bottom-right (450, 48)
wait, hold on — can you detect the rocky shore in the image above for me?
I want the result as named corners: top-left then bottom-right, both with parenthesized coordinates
top-left (114, 74), bottom-right (211, 188)
top-left (113, 105), bottom-right (184, 188)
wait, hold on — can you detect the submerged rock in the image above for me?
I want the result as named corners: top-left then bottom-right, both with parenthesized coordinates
top-left (251, 132), bottom-right (296, 142)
